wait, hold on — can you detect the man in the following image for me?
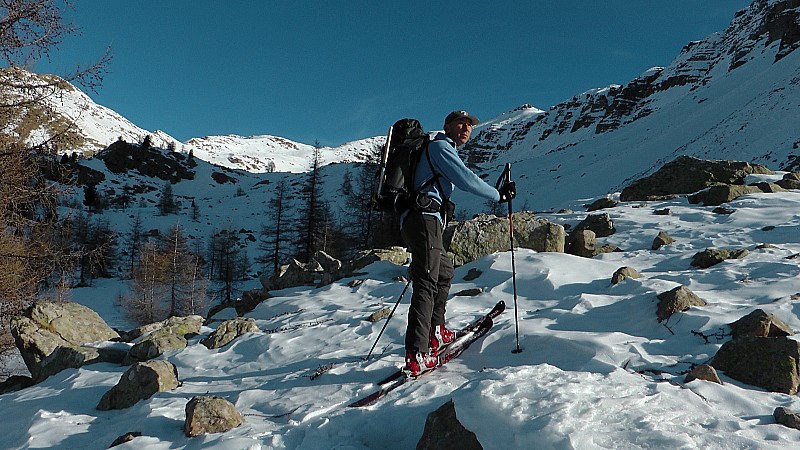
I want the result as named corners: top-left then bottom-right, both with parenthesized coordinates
top-left (402, 110), bottom-right (516, 376)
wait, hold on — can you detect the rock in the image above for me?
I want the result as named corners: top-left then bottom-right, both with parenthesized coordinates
top-left (270, 258), bottom-right (323, 290)
top-left (98, 140), bottom-right (195, 183)
top-left (776, 171), bottom-right (800, 190)
top-left (652, 231), bottom-right (675, 250)
top-left (313, 250), bottom-right (343, 286)
top-left (573, 213), bottom-right (615, 237)
top-left (568, 229), bottom-right (596, 258)
top-left (184, 395), bottom-right (244, 437)
top-left (584, 197), bottom-right (619, 212)
top-left (235, 288), bottom-right (270, 316)
top-left (690, 248), bottom-right (749, 269)
top-left (774, 407), bottom-right (800, 430)
top-left (126, 315), bottom-right (203, 361)
top-left (684, 364), bottom-right (722, 385)
top-left (368, 308), bottom-right (392, 323)
top-left (10, 301), bottom-right (120, 382)
top-left (620, 156), bottom-right (773, 201)
top-left (656, 286), bottom-right (707, 322)
top-left (97, 360), bottom-right (180, 410)
top-left (751, 182), bottom-right (786, 193)
top-left (712, 206), bottom-right (736, 215)
top-left (347, 247), bottom-right (411, 273)
top-left (0, 375), bottom-right (35, 394)
top-left (712, 336), bottom-right (800, 394)
top-left (729, 309), bottom-right (793, 338)
top-left (454, 288), bottom-right (483, 297)
top-left (446, 212), bottom-right (565, 267)
top-left (687, 184), bottom-right (762, 206)
top-left (416, 399), bottom-right (482, 450)
top-left (201, 318), bottom-right (260, 349)
top-left (595, 244), bottom-right (620, 255)
top-left (124, 315), bottom-right (203, 342)
top-left (109, 432), bottom-right (143, 448)
top-left (270, 247), bottom-right (411, 291)
top-left (463, 268), bottom-right (482, 281)
top-left (129, 333), bottom-right (187, 361)
top-left (611, 267), bottom-right (640, 285)
top-left (653, 208), bottom-right (672, 216)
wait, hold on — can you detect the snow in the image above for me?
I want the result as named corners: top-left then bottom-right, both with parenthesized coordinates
top-left (3, 188), bottom-right (800, 449)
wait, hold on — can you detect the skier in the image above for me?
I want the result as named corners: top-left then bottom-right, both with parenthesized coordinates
top-left (402, 110), bottom-right (516, 376)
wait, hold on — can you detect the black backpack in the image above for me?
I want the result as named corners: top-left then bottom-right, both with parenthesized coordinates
top-left (372, 118), bottom-right (431, 213)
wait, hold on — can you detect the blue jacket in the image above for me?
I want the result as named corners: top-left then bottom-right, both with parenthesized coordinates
top-left (402, 132), bottom-right (500, 227)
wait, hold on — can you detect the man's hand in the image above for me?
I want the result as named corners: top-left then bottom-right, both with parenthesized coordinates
top-left (498, 181), bottom-right (516, 203)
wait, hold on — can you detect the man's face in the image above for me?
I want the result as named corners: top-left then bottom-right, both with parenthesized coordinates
top-left (444, 118), bottom-right (473, 146)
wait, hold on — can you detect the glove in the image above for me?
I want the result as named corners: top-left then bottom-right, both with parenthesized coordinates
top-left (498, 181), bottom-right (516, 203)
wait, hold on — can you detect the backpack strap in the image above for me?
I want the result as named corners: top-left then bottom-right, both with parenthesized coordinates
top-left (410, 136), bottom-right (453, 221)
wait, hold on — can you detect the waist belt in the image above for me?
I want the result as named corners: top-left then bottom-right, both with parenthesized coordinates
top-left (413, 193), bottom-right (441, 213)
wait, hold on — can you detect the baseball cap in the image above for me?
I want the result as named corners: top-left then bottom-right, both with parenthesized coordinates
top-left (444, 110), bottom-right (479, 126)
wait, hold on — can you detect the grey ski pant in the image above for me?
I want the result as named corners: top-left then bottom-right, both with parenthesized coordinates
top-left (401, 212), bottom-right (454, 353)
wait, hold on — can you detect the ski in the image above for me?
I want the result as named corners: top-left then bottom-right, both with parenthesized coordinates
top-left (374, 300), bottom-right (505, 386)
top-left (348, 304), bottom-right (502, 408)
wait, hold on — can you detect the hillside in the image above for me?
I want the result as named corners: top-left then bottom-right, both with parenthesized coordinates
top-left (3, 176), bottom-right (800, 449)
top-left (5, 1), bottom-right (800, 448)
top-left (455, 0), bottom-right (800, 213)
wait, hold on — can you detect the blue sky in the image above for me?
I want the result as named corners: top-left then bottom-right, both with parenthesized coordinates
top-left (39, 1), bottom-right (753, 147)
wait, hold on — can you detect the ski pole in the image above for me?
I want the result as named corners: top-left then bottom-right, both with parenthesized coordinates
top-left (364, 277), bottom-right (411, 361)
top-left (497, 163), bottom-right (522, 353)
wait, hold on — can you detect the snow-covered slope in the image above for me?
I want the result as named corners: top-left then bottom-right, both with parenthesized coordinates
top-left (458, 0), bottom-right (800, 213)
top-left (3, 180), bottom-right (800, 449)
top-left (183, 134), bottom-right (381, 173)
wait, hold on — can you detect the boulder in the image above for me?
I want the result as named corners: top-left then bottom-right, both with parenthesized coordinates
top-left (10, 301), bottom-right (120, 382)
top-left (688, 184), bottom-right (762, 206)
top-left (611, 267), bottom-right (641, 285)
top-left (573, 213), bottom-right (615, 237)
top-left (776, 172), bottom-right (800, 190)
top-left (97, 360), bottom-right (180, 410)
top-left (184, 395), bottom-right (244, 437)
top-left (235, 288), bottom-right (270, 316)
top-left (691, 248), bottom-right (749, 269)
top-left (201, 318), bottom-right (259, 349)
top-left (347, 247), bottom-right (411, 272)
top-left (416, 399), bottom-right (482, 450)
top-left (651, 231), bottom-right (674, 250)
top-left (584, 197), bottom-right (619, 212)
top-left (270, 258), bottom-right (323, 290)
top-left (751, 182), bottom-right (786, 193)
top-left (729, 309), bottom-right (793, 338)
top-left (712, 336), bottom-right (800, 394)
top-left (124, 315), bottom-right (204, 342)
top-left (126, 315), bottom-right (203, 361)
top-left (656, 286), bottom-right (707, 322)
top-left (684, 364), bottom-right (722, 385)
top-left (774, 407), bottom-right (800, 430)
top-left (568, 229), bottom-right (596, 258)
top-left (446, 212), bottom-right (565, 267)
top-left (620, 156), bottom-right (773, 201)
top-left (270, 248), bottom-right (411, 291)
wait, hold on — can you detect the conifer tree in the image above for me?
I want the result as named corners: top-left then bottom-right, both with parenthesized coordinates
top-left (258, 179), bottom-right (288, 275)
top-left (297, 141), bottom-right (325, 261)
top-left (157, 182), bottom-right (176, 215)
